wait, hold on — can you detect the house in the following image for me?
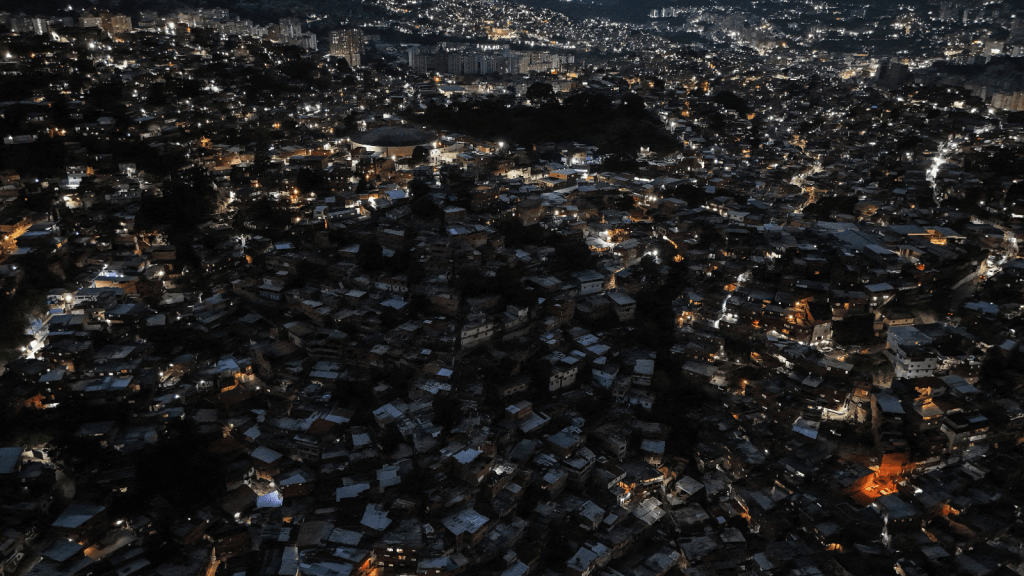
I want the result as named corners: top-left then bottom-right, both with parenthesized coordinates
top-left (566, 542), bottom-right (610, 576)
top-left (375, 519), bottom-right (422, 574)
top-left (886, 325), bottom-right (940, 379)
top-left (871, 494), bottom-right (921, 549)
top-left (460, 313), bottom-right (495, 349)
top-left (864, 283), bottom-right (896, 308)
top-left (632, 358), bottom-right (655, 386)
top-left (498, 376), bottom-right (530, 398)
top-left (361, 504), bottom-right (393, 533)
top-left (0, 447), bottom-right (23, 478)
top-left (606, 291), bottom-right (636, 321)
top-left (548, 357), bottom-right (580, 392)
top-left (890, 344), bottom-right (938, 379)
top-left (250, 446), bottom-right (284, 479)
top-left (442, 508), bottom-right (491, 547)
top-left (575, 270), bottom-right (605, 296)
top-left (51, 503), bottom-right (109, 545)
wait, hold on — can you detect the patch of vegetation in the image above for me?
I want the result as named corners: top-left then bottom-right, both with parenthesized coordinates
top-left (0, 256), bottom-right (63, 357)
top-left (129, 420), bottom-right (226, 513)
top-left (417, 91), bottom-right (678, 155)
top-left (136, 167), bottom-right (219, 232)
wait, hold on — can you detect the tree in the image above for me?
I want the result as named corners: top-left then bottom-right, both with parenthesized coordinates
top-left (296, 167), bottom-right (327, 195)
top-left (601, 154), bottom-right (639, 173)
top-left (0, 137), bottom-right (68, 179)
top-left (620, 93), bottom-right (647, 119)
top-left (411, 146), bottom-right (430, 164)
top-left (613, 194), bottom-right (635, 211)
top-left (525, 82), bottom-right (554, 102)
top-left (289, 260), bottom-right (329, 288)
top-left (358, 239), bottom-right (384, 271)
top-left (410, 196), bottom-right (442, 220)
top-left (0, 252), bottom-right (65, 357)
top-left (495, 218), bottom-right (546, 249)
top-left (379, 424), bottom-right (404, 453)
top-left (408, 293), bottom-right (430, 316)
top-left (130, 420), bottom-right (226, 513)
top-left (136, 168), bottom-right (217, 232)
top-left (494, 265), bottom-right (531, 307)
top-left (552, 239), bottom-right (595, 272)
top-left (576, 379), bottom-right (612, 422)
top-left (538, 521), bottom-right (574, 566)
top-left (527, 358), bottom-right (553, 396)
top-left (832, 314), bottom-right (876, 345)
top-left (409, 179), bottom-right (432, 199)
top-left (637, 255), bottom-right (659, 278)
top-left (419, 90), bottom-right (678, 155)
top-left (480, 357), bottom-right (520, 388)
top-left (713, 90), bottom-right (750, 115)
top-left (432, 394), bottom-right (462, 432)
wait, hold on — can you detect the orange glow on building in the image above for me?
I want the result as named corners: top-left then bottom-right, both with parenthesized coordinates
top-left (849, 453), bottom-right (912, 504)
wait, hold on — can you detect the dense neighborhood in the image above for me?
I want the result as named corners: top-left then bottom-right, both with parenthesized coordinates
top-left (2, 2), bottom-right (1024, 576)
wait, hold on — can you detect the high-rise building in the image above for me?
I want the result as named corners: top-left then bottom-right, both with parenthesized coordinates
top-left (9, 16), bottom-right (50, 35)
top-left (407, 44), bottom-right (572, 75)
top-left (279, 17), bottom-right (303, 40)
top-left (79, 14), bottom-right (101, 28)
top-left (874, 60), bottom-right (912, 90)
top-left (6, 16), bottom-right (26, 34)
top-left (269, 21), bottom-right (315, 50)
top-left (330, 29), bottom-right (364, 67)
top-left (137, 11), bottom-right (159, 29)
top-left (1011, 16), bottom-right (1023, 41)
top-left (295, 32), bottom-right (317, 51)
top-left (991, 91), bottom-right (1024, 111)
top-left (939, 2), bottom-right (957, 22)
top-left (30, 17), bottom-right (48, 36)
top-left (100, 14), bottom-right (132, 35)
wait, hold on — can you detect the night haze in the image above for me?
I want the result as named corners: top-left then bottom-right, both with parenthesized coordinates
top-left (0, 0), bottom-right (1024, 575)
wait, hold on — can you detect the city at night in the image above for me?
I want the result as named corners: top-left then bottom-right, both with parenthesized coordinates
top-left (0, 0), bottom-right (1023, 574)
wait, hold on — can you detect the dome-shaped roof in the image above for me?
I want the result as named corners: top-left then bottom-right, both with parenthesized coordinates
top-left (350, 126), bottom-right (437, 148)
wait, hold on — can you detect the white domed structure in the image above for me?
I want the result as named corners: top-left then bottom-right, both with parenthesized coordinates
top-left (350, 126), bottom-right (437, 158)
